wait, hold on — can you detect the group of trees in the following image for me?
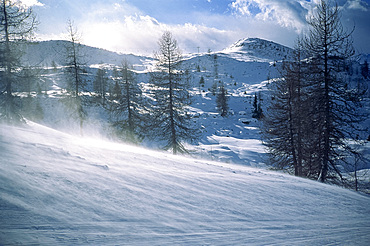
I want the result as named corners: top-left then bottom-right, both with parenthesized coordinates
top-left (263, 0), bottom-right (368, 184)
top-left (0, 0), bottom-right (37, 122)
top-left (1, 0), bottom-right (368, 181)
top-left (0, 1), bottom-right (197, 154)
top-left (93, 31), bottom-right (198, 154)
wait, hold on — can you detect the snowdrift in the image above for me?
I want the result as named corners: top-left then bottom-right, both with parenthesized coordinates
top-left (1, 123), bottom-right (369, 245)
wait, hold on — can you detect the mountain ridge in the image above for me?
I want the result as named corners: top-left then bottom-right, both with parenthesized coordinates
top-left (21, 40), bottom-right (154, 70)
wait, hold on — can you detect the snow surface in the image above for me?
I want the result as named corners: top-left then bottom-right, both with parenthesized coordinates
top-left (1, 122), bottom-right (369, 245)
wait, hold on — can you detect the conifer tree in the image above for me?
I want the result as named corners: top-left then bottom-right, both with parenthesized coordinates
top-left (252, 93), bottom-right (263, 119)
top-left (263, 40), bottom-right (313, 177)
top-left (303, 0), bottom-right (363, 182)
top-left (264, 0), bottom-right (366, 183)
top-left (361, 60), bottom-right (368, 79)
top-left (93, 66), bottom-right (108, 105)
top-left (111, 80), bottom-right (122, 100)
top-left (199, 76), bottom-right (205, 88)
top-left (62, 20), bottom-right (86, 134)
top-left (150, 31), bottom-right (198, 154)
top-left (108, 60), bottom-right (145, 143)
top-left (216, 82), bottom-right (229, 117)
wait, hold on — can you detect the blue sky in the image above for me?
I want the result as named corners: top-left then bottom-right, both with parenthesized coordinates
top-left (23, 0), bottom-right (370, 55)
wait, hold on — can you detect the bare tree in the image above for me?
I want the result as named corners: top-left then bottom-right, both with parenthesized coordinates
top-left (263, 39), bottom-right (315, 177)
top-left (303, 0), bottom-right (366, 182)
top-left (108, 60), bottom-right (145, 143)
top-left (62, 20), bottom-right (86, 134)
top-left (150, 31), bottom-right (198, 154)
top-left (0, 0), bottom-right (37, 122)
top-left (93, 66), bottom-right (108, 105)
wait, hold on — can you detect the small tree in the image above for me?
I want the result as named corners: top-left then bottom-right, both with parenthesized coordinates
top-left (93, 66), bottom-right (108, 105)
top-left (199, 76), bottom-right (205, 88)
top-left (150, 31), bottom-right (198, 154)
top-left (361, 60), bottom-right (368, 79)
top-left (216, 82), bottom-right (229, 117)
top-left (252, 93), bottom-right (263, 119)
top-left (111, 80), bottom-right (121, 100)
top-left (213, 54), bottom-right (218, 79)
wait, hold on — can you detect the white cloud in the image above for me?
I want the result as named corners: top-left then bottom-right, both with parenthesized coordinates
top-left (80, 14), bottom-right (237, 55)
top-left (346, 0), bottom-right (368, 11)
top-left (230, 0), bottom-right (313, 32)
top-left (19, 0), bottom-right (44, 7)
top-left (34, 0), bottom-right (370, 55)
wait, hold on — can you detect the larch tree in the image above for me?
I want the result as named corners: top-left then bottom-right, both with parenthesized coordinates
top-left (150, 31), bottom-right (198, 154)
top-left (263, 39), bottom-right (315, 177)
top-left (216, 82), bottom-right (229, 117)
top-left (303, 0), bottom-right (365, 182)
top-left (63, 20), bottom-right (86, 134)
top-left (93, 66), bottom-right (108, 106)
top-left (264, 0), bottom-right (366, 183)
top-left (0, 0), bottom-right (37, 122)
top-left (108, 60), bottom-right (145, 144)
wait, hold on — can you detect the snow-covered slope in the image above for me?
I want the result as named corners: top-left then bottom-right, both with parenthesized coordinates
top-left (1, 122), bottom-right (369, 245)
top-left (21, 40), bottom-right (154, 71)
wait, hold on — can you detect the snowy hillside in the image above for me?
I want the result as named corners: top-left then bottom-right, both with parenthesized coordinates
top-left (16, 38), bottom-right (286, 167)
top-left (1, 122), bottom-right (369, 245)
top-left (21, 40), bottom-right (154, 71)
top-left (14, 37), bottom-right (369, 173)
top-left (222, 37), bottom-right (295, 62)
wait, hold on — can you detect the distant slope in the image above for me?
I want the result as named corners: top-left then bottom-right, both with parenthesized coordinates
top-left (21, 40), bottom-right (154, 70)
top-left (1, 122), bottom-right (369, 245)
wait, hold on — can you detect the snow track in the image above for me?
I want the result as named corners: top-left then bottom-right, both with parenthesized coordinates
top-left (1, 123), bottom-right (369, 245)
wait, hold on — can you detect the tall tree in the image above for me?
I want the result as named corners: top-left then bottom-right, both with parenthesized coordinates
top-left (150, 31), bottom-right (198, 154)
top-left (108, 60), bottom-right (145, 143)
top-left (304, 0), bottom-right (364, 182)
top-left (62, 20), bottom-right (86, 134)
top-left (0, 0), bottom-right (37, 122)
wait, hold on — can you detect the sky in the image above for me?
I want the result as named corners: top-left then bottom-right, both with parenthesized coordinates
top-left (22, 0), bottom-right (370, 55)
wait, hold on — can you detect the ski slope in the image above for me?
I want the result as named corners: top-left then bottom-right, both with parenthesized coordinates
top-left (1, 122), bottom-right (369, 245)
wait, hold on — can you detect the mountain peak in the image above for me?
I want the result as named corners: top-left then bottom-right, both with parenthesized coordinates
top-left (223, 37), bottom-right (294, 61)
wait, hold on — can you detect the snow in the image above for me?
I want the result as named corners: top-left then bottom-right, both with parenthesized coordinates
top-left (1, 122), bottom-right (369, 245)
top-left (222, 37), bottom-right (295, 63)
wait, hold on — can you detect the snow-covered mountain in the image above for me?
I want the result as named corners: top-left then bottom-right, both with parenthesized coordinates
top-left (14, 37), bottom-right (369, 171)
top-left (222, 37), bottom-right (295, 62)
top-left (1, 122), bottom-right (369, 245)
top-left (21, 40), bottom-right (154, 71)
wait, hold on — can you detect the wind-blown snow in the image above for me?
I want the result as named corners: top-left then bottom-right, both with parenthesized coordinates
top-left (1, 122), bottom-right (369, 245)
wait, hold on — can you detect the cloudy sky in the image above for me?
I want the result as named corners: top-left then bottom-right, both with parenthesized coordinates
top-left (24, 0), bottom-right (370, 55)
